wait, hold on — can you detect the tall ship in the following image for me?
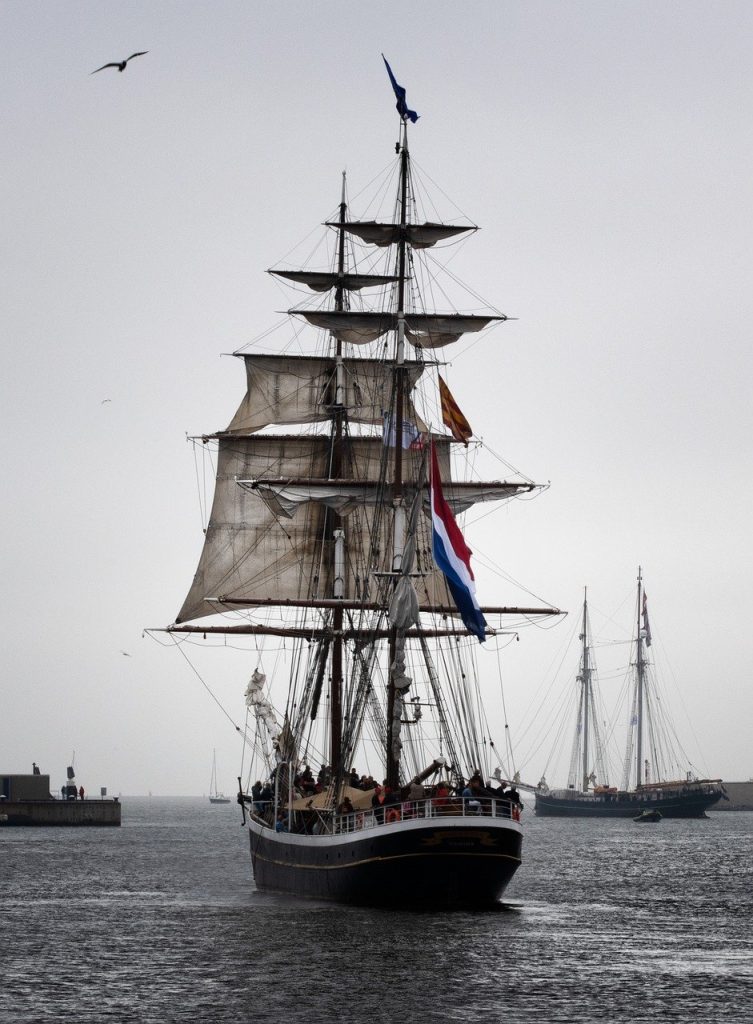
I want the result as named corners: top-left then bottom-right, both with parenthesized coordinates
top-left (534, 570), bottom-right (725, 818)
top-left (163, 61), bottom-right (560, 907)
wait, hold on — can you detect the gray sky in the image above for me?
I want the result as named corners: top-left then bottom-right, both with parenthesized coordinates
top-left (3, 1), bottom-right (752, 795)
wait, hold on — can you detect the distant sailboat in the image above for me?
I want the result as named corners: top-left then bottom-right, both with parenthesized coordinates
top-left (209, 751), bottom-right (231, 804)
top-left (534, 571), bottom-right (725, 818)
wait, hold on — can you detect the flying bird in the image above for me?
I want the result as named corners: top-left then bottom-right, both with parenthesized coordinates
top-left (101, 399), bottom-right (111, 404)
top-left (91, 52), bottom-right (148, 75)
top-left (120, 651), bottom-right (132, 657)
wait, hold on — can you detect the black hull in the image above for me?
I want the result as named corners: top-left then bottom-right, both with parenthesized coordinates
top-left (248, 815), bottom-right (522, 908)
top-left (534, 784), bottom-right (724, 819)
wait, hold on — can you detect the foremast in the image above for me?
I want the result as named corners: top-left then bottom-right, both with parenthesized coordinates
top-left (621, 566), bottom-right (652, 790)
top-left (565, 587), bottom-right (609, 793)
top-left (328, 171), bottom-right (349, 775)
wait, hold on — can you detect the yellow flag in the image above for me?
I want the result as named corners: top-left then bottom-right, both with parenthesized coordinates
top-left (438, 374), bottom-right (473, 446)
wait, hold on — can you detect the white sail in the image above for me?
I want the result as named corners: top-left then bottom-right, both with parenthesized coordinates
top-left (176, 435), bottom-right (458, 623)
top-left (226, 354), bottom-right (426, 434)
top-left (292, 311), bottom-right (505, 349)
top-left (290, 311), bottom-right (393, 346)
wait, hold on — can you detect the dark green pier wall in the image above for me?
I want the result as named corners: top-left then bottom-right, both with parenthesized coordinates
top-left (0, 799), bottom-right (121, 826)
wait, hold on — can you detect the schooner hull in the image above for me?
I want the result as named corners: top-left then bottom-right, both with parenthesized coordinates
top-left (534, 784), bottom-right (725, 819)
top-left (248, 815), bottom-right (522, 908)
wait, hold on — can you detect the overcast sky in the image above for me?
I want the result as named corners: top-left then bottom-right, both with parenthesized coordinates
top-left (3, 1), bottom-right (752, 796)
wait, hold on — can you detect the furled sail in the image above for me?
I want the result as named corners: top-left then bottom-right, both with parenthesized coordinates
top-left (225, 354), bottom-right (427, 434)
top-left (291, 312), bottom-right (505, 350)
top-left (240, 478), bottom-right (533, 519)
top-left (324, 221), bottom-right (476, 248)
top-left (404, 314), bottom-right (506, 349)
top-left (176, 435), bottom-right (458, 623)
top-left (268, 270), bottom-right (398, 292)
top-left (290, 311), bottom-right (393, 346)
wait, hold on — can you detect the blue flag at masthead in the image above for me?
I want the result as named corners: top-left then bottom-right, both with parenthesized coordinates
top-left (382, 55), bottom-right (419, 123)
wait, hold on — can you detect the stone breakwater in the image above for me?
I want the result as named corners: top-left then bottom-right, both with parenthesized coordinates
top-left (0, 799), bottom-right (121, 826)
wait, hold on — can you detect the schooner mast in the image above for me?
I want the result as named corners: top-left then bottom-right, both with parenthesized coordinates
top-left (634, 566), bottom-right (647, 788)
top-left (579, 589), bottom-right (591, 793)
top-left (565, 588), bottom-right (609, 794)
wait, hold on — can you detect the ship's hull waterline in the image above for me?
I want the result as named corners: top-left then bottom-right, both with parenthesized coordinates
top-left (248, 813), bottom-right (522, 908)
top-left (534, 784), bottom-right (724, 819)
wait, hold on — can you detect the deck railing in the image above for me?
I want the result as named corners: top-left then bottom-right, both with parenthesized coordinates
top-left (249, 795), bottom-right (521, 834)
top-left (332, 797), bottom-right (519, 834)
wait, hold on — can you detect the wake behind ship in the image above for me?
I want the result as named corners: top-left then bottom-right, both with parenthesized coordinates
top-left (161, 60), bottom-right (561, 908)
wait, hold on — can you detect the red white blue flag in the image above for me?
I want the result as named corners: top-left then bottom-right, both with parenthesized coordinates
top-left (430, 441), bottom-right (486, 643)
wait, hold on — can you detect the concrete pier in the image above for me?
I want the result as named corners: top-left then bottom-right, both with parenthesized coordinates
top-left (0, 772), bottom-right (121, 826)
top-left (0, 798), bottom-right (121, 826)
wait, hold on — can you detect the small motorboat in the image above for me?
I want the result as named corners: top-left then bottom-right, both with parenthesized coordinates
top-left (634, 809), bottom-right (662, 823)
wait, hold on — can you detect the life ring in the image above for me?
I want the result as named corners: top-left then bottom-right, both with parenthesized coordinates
top-left (385, 807), bottom-right (401, 824)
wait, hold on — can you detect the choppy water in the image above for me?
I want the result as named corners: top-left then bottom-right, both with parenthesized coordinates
top-left (2, 799), bottom-right (751, 1023)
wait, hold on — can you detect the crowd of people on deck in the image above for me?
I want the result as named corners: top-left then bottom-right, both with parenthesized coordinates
top-left (248, 763), bottom-right (522, 831)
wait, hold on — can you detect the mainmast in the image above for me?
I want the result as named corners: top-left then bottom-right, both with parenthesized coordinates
top-left (635, 567), bottom-right (645, 788)
top-left (579, 588), bottom-right (591, 793)
top-left (386, 120), bottom-right (411, 789)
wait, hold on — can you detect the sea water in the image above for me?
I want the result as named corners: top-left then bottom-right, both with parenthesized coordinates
top-left (2, 798), bottom-right (751, 1023)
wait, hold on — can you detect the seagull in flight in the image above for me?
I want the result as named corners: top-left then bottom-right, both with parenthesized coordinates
top-left (120, 651), bottom-right (132, 657)
top-left (91, 52), bottom-right (148, 75)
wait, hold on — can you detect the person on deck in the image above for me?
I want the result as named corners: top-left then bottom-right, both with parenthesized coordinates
top-left (371, 784), bottom-right (385, 824)
top-left (259, 783), bottom-right (273, 817)
top-left (251, 780), bottom-right (263, 812)
top-left (300, 766), bottom-right (315, 793)
top-left (433, 781), bottom-right (450, 814)
top-left (78, 786), bottom-right (85, 801)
